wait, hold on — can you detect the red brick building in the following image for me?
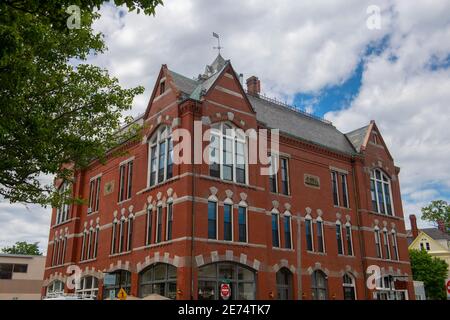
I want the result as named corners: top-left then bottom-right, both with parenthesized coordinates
top-left (42, 54), bottom-right (414, 300)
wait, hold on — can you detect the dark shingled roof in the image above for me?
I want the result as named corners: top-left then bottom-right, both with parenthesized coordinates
top-left (246, 94), bottom-right (356, 155)
top-left (345, 125), bottom-right (370, 152)
top-left (422, 228), bottom-right (450, 241)
top-left (168, 70), bottom-right (198, 96)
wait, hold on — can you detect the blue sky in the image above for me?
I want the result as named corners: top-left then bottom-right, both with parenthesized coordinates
top-left (2, 0), bottom-right (450, 253)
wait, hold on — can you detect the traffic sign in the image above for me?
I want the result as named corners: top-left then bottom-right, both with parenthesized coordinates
top-left (220, 283), bottom-right (231, 300)
top-left (117, 288), bottom-right (127, 300)
top-left (446, 279), bottom-right (450, 297)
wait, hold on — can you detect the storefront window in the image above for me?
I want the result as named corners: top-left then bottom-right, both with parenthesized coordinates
top-left (198, 263), bottom-right (256, 300)
top-left (103, 270), bottom-right (131, 300)
top-left (139, 263), bottom-right (177, 299)
top-left (46, 280), bottom-right (64, 297)
top-left (76, 276), bottom-right (99, 299)
top-left (311, 270), bottom-right (328, 300)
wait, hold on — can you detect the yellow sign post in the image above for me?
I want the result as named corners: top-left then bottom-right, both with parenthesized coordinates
top-left (117, 288), bottom-right (127, 300)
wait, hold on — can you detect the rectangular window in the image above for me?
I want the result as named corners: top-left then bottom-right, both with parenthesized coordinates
top-left (383, 231), bottom-right (391, 259)
top-left (238, 206), bottom-right (247, 242)
top-left (111, 223), bottom-right (116, 255)
top-left (317, 221), bottom-right (324, 253)
top-left (156, 206), bottom-right (163, 243)
top-left (150, 146), bottom-right (157, 186)
top-left (268, 154), bottom-right (278, 193)
top-left (341, 174), bottom-right (349, 208)
top-left (81, 234), bottom-right (86, 260)
top-left (235, 140), bottom-right (246, 184)
top-left (272, 214), bottom-right (279, 247)
top-left (158, 141), bottom-right (167, 183)
top-left (305, 219), bottom-right (313, 251)
top-left (93, 229), bottom-right (99, 258)
top-left (127, 161), bottom-right (133, 199)
top-left (391, 233), bottom-right (399, 260)
top-left (208, 201), bottom-right (217, 239)
top-left (166, 138), bottom-right (173, 180)
top-left (370, 179), bottom-right (378, 212)
top-left (336, 224), bottom-right (343, 255)
top-left (146, 208), bottom-right (153, 245)
top-left (375, 230), bottom-right (382, 258)
top-left (331, 171), bottom-right (339, 206)
top-left (119, 219), bottom-right (125, 253)
top-left (209, 134), bottom-right (220, 178)
top-left (166, 203), bottom-right (173, 241)
top-left (88, 177), bottom-right (100, 213)
top-left (127, 217), bottom-right (133, 251)
top-left (383, 183), bottom-right (393, 216)
top-left (13, 264), bottom-right (28, 273)
top-left (222, 137), bottom-right (233, 181)
top-left (0, 264), bottom-right (13, 280)
top-left (224, 204), bottom-right (232, 241)
top-left (346, 225), bottom-right (353, 256)
top-left (284, 215), bottom-right (292, 249)
top-left (118, 165), bottom-right (125, 202)
top-left (160, 81), bottom-right (165, 95)
top-left (281, 158), bottom-right (289, 195)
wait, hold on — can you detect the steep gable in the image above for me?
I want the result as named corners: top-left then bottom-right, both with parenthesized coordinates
top-left (409, 231), bottom-right (449, 253)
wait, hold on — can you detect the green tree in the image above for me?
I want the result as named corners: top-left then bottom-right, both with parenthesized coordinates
top-left (0, 1), bottom-right (162, 207)
top-left (409, 249), bottom-right (448, 300)
top-left (1, 241), bottom-right (42, 255)
top-left (421, 200), bottom-right (450, 231)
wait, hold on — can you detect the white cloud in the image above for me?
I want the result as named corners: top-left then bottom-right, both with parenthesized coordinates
top-left (2, 0), bottom-right (449, 248)
top-left (326, 0), bottom-right (450, 226)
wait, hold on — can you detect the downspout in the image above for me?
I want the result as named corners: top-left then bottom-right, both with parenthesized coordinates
top-left (190, 100), bottom-right (198, 300)
top-left (351, 156), bottom-right (369, 299)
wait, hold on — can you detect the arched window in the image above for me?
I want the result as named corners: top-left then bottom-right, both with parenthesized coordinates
top-left (336, 220), bottom-right (344, 255)
top-left (370, 169), bottom-right (394, 215)
top-left (127, 214), bottom-right (134, 251)
top-left (311, 270), bottom-right (328, 300)
top-left (391, 230), bottom-right (399, 260)
top-left (146, 205), bottom-right (153, 245)
top-left (166, 202), bottom-right (173, 241)
top-left (47, 280), bottom-right (64, 297)
top-left (139, 263), bottom-right (177, 299)
top-left (305, 215), bottom-right (314, 252)
top-left (198, 262), bottom-right (256, 300)
top-left (148, 126), bottom-right (173, 187)
top-left (81, 230), bottom-right (87, 261)
top-left (276, 268), bottom-right (293, 300)
top-left (271, 210), bottom-right (280, 248)
top-left (76, 276), bottom-right (99, 299)
top-left (110, 219), bottom-right (118, 255)
top-left (345, 222), bottom-right (353, 256)
top-left (343, 273), bottom-right (356, 300)
top-left (103, 270), bottom-right (131, 299)
top-left (209, 122), bottom-right (247, 184)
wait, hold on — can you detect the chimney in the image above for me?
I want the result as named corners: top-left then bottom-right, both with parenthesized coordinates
top-left (437, 220), bottom-right (446, 233)
top-left (246, 76), bottom-right (260, 96)
top-left (410, 214), bottom-right (419, 239)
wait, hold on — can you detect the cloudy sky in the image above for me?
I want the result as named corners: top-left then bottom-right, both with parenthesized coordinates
top-left (2, 0), bottom-right (449, 254)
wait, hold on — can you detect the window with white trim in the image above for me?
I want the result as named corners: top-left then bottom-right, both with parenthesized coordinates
top-left (88, 176), bottom-right (101, 214)
top-left (110, 219), bottom-right (117, 254)
top-left (119, 216), bottom-right (126, 252)
top-left (224, 203), bottom-right (233, 241)
top-left (56, 182), bottom-right (70, 224)
top-left (305, 217), bottom-right (314, 251)
top-left (383, 229), bottom-right (391, 260)
top-left (343, 274), bottom-right (356, 300)
top-left (391, 230), bottom-right (399, 260)
top-left (148, 126), bottom-right (173, 187)
top-left (238, 206), bottom-right (247, 243)
top-left (370, 169), bottom-right (394, 215)
top-left (209, 122), bottom-right (247, 184)
top-left (268, 154), bottom-right (278, 193)
top-left (316, 219), bottom-right (325, 253)
top-left (336, 221), bottom-right (344, 255)
top-left (118, 160), bottom-right (133, 202)
top-left (284, 214), bottom-right (292, 249)
top-left (345, 223), bottom-right (353, 256)
top-left (166, 203), bottom-right (173, 241)
top-left (374, 228), bottom-right (382, 258)
top-left (146, 206), bottom-right (153, 245)
top-left (156, 206), bottom-right (163, 243)
top-left (208, 201), bottom-right (217, 240)
top-left (47, 280), bottom-right (64, 297)
top-left (331, 171), bottom-right (349, 208)
top-left (272, 212), bottom-right (280, 247)
top-left (76, 276), bottom-right (99, 299)
top-left (127, 215), bottom-right (134, 251)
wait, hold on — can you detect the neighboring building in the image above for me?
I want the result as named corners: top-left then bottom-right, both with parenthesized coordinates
top-left (407, 215), bottom-right (450, 278)
top-left (0, 254), bottom-right (46, 300)
top-left (42, 54), bottom-right (414, 300)
top-left (413, 280), bottom-right (426, 300)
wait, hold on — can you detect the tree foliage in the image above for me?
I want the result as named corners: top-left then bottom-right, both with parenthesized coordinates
top-left (421, 200), bottom-right (450, 231)
top-left (0, 1), bottom-right (162, 206)
top-left (1, 241), bottom-right (42, 255)
top-left (409, 249), bottom-right (448, 300)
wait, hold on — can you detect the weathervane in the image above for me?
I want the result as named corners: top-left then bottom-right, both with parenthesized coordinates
top-left (212, 32), bottom-right (223, 54)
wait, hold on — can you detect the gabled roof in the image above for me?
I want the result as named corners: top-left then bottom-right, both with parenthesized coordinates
top-left (167, 70), bottom-right (198, 98)
top-left (345, 125), bottom-right (370, 152)
top-left (422, 228), bottom-right (450, 241)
